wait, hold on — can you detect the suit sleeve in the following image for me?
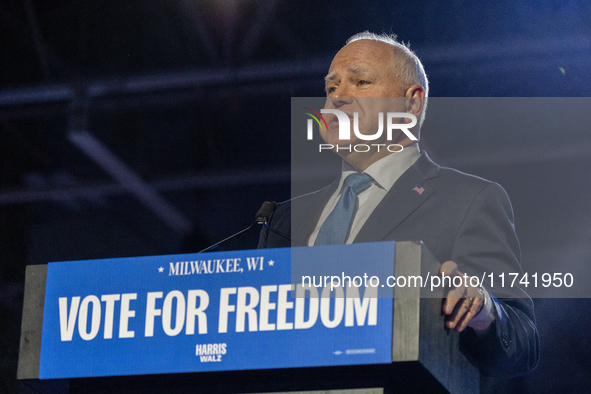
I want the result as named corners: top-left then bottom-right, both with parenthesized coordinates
top-left (451, 182), bottom-right (540, 377)
top-left (257, 202), bottom-right (292, 249)
top-left (257, 219), bottom-right (270, 249)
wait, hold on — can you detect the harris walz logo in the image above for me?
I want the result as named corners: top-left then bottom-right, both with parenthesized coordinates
top-left (196, 342), bottom-right (227, 362)
top-left (303, 107), bottom-right (417, 153)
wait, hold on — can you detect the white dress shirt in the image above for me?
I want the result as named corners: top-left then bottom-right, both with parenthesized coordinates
top-left (307, 144), bottom-right (421, 246)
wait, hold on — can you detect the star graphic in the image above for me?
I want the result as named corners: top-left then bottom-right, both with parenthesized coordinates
top-left (158, 266), bottom-right (164, 273)
top-left (268, 260), bottom-right (275, 266)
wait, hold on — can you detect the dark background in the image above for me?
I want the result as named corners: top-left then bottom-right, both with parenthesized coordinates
top-left (1, 0), bottom-right (591, 393)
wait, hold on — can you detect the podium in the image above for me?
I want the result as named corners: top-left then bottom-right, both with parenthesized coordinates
top-left (18, 241), bottom-right (479, 393)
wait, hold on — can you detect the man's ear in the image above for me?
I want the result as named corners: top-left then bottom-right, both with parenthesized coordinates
top-left (405, 84), bottom-right (425, 122)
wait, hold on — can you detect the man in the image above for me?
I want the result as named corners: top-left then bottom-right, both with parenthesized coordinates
top-left (258, 32), bottom-right (539, 377)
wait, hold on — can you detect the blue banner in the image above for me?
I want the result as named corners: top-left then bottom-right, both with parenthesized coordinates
top-left (39, 243), bottom-right (394, 378)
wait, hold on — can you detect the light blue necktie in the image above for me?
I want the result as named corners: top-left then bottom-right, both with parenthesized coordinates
top-left (315, 173), bottom-right (374, 245)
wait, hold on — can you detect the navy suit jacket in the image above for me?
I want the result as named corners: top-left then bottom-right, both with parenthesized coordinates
top-left (258, 152), bottom-right (539, 377)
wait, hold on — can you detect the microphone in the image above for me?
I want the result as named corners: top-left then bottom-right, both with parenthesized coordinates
top-left (256, 201), bottom-right (278, 224)
top-left (198, 201), bottom-right (278, 253)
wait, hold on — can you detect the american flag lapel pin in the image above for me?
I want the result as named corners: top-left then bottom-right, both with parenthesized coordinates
top-left (412, 184), bottom-right (425, 195)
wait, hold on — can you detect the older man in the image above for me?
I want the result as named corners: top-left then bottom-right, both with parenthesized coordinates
top-left (258, 32), bottom-right (539, 377)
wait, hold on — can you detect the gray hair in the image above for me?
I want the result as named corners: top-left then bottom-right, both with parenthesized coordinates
top-left (346, 32), bottom-right (429, 128)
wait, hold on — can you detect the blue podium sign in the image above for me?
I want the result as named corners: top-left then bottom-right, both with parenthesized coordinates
top-left (39, 243), bottom-right (395, 379)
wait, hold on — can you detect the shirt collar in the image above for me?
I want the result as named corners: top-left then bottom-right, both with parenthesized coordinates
top-left (340, 144), bottom-right (421, 192)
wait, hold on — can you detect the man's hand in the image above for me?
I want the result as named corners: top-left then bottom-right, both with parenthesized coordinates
top-left (441, 260), bottom-right (484, 333)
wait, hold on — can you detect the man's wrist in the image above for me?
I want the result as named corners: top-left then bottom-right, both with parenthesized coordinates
top-left (467, 286), bottom-right (495, 335)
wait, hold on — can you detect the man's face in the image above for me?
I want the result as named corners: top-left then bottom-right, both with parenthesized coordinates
top-left (321, 40), bottom-right (409, 147)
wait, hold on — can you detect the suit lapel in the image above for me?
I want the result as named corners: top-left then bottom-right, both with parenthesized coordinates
top-left (354, 152), bottom-right (440, 243)
top-left (291, 179), bottom-right (339, 246)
